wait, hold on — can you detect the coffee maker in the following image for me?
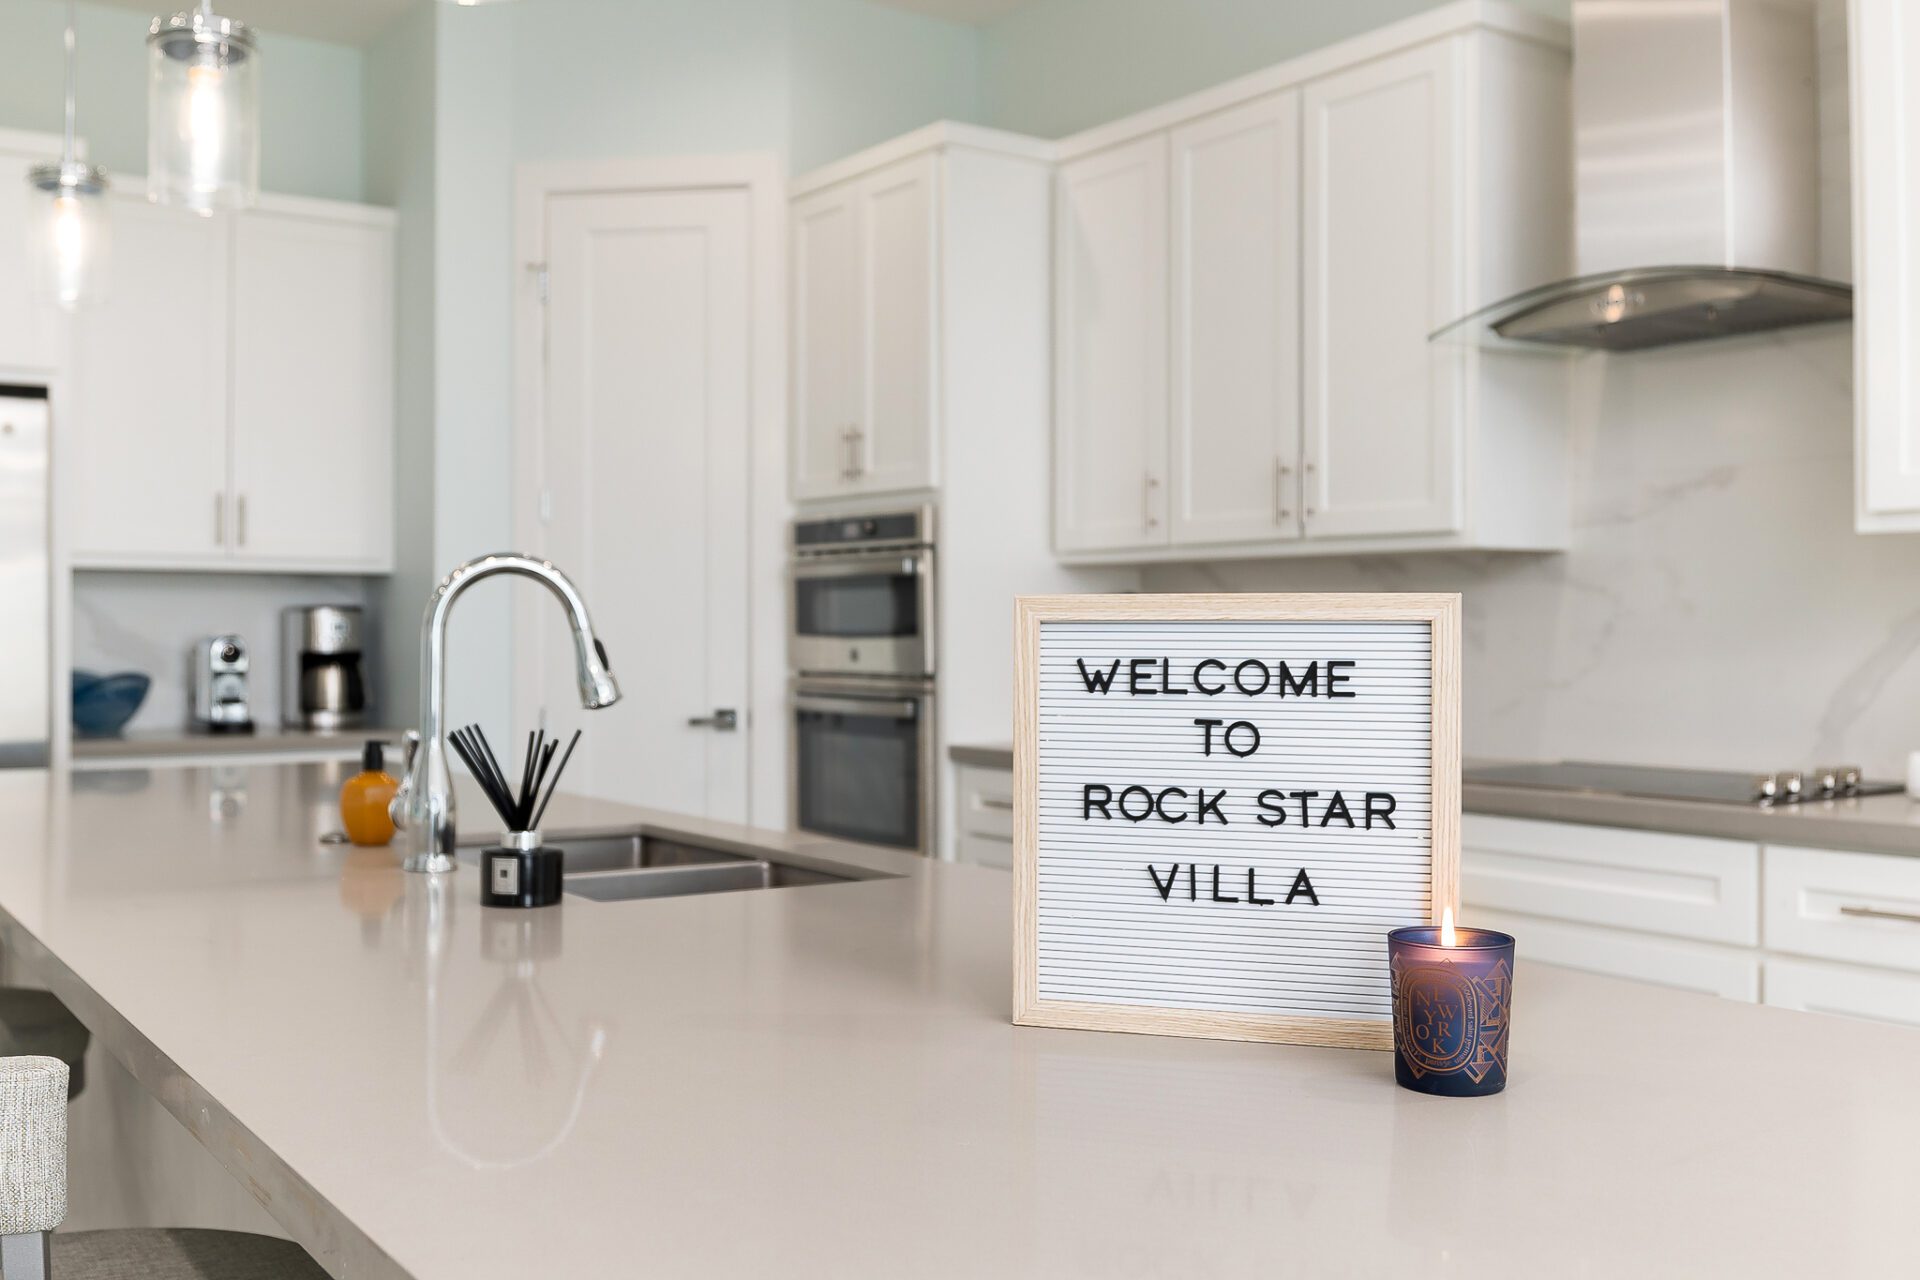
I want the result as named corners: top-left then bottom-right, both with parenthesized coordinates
top-left (191, 635), bottom-right (254, 733)
top-left (281, 605), bottom-right (369, 730)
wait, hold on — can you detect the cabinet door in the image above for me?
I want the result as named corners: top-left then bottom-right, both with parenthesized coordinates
top-left (71, 194), bottom-right (231, 564)
top-left (1055, 135), bottom-right (1170, 553)
top-left (791, 183), bottom-right (864, 501)
top-left (1301, 40), bottom-right (1462, 539)
top-left (1764, 956), bottom-right (1920, 1027)
top-left (0, 143), bottom-right (63, 371)
top-left (1170, 92), bottom-right (1302, 546)
top-left (1852, 0), bottom-right (1920, 529)
top-left (1469, 908), bottom-right (1760, 1002)
top-left (856, 154), bottom-right (938, 496)
top-left (228, 209), bottom-right (394, 569)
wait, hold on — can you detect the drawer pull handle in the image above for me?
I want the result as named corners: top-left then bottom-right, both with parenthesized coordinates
top-left (1839, 905), bottom-right (1920, 926)
top-left (976, 796), bottom-right (1014, 812)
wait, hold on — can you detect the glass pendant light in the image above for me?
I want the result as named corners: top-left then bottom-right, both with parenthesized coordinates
top-left (147, 1), bottom-right (258, 213)
top-left (26, 1), bottom-right (109, 311)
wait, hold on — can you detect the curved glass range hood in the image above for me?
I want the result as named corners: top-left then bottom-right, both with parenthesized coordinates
top-left (1432, 266), bottom-right (1854, 354)
top-left (1435, 0), bottom-right (1852, 355)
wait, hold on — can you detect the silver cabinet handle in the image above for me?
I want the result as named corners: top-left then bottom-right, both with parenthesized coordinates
top-left (847, 425), bottom-right (865, 479)
top-left (214, 493), bottom-right (224, 545)
top-left (839, 425), bottom-right (854, 479)
top-left (1275, 458), bottom-right (1293, 522)
top-left (687, 708), bottom-right (738, 731)
top-left (1839, 905), bottom-right (1920, 925)
top-left (1143, 474), bottom-right (1160, 529)
top-left (236, 493), bottom-right (247, 547)
top-left (976, 796), bottom-right (1014, 812)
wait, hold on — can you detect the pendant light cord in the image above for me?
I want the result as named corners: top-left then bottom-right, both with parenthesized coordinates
top-left (60, 0), bottom-right (76, 167)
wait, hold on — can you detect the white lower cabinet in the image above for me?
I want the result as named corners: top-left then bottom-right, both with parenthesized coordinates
top-left (1763, 957), bottom-right (1920, 1027)
top-left (1463, 814), bottom-right (1920, 1025)
top-left (953, 763), bottom-right (1014, 870)
top-left (1466, 907), bottom-right (1760, 1001)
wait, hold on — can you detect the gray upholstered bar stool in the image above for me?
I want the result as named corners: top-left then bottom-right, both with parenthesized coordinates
top-left (0, 1057), bottom-right (328, 1280)
top-left (0, 988), bottom-right (89, 1098)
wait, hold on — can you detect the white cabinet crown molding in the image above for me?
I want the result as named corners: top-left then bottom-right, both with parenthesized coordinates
top-left (789, 121), bottom-right (1054, 200)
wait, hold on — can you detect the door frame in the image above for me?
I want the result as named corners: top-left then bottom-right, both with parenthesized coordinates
top-left (512, 153), bottom-right (788, 828)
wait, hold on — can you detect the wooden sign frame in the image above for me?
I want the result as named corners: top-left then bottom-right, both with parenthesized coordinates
top-left (1012, 593), bottom-right (1460, 1049)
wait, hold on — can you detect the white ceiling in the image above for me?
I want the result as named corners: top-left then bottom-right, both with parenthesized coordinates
top-left (87, 0), bottom-right (1036, 48)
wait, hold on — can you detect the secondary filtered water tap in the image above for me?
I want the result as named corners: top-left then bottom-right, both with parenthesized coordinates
top-left (391, 553), bottom-right (621, 873)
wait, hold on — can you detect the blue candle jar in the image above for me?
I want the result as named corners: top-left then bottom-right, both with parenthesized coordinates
top-left (1387, 917), bottom-right (1515, 1097)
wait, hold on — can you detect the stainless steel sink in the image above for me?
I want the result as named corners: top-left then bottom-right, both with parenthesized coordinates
top-left (455, 829), bottom-right (862, 901)
top-left (564, 860), bottom-right (774, 902)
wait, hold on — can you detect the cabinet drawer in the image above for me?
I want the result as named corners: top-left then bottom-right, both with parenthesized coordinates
top-left (957, 829), bottom-right (1014, 872)
top-left (955, 764), bottom-right (1015, 840)
top-left (1469, 908), bottom-right (1760, 1002)
top-left (1764, 845), bottom-right (1920, 973)
top-left (1764, 956), bottom-right (1920, 1027)
top-left (1462, 814), bottom-right (1759, 945)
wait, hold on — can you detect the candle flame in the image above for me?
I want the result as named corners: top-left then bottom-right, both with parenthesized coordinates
top-left (1441, 907), bottom-right (1457, 947)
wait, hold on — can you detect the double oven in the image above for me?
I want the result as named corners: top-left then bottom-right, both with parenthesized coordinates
top-left (789, 507), bottom-right (936, 854)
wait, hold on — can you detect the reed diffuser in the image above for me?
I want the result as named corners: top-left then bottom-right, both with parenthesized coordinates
top-left (447, 724), bottom-right (582, 908)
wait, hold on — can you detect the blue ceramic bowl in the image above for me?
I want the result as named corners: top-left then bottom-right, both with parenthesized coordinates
top-left (71, 670), bottom-right (150, 738)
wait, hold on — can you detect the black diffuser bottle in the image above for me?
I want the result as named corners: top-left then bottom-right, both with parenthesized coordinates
top-left (446, 724), bottom-right (582, 910)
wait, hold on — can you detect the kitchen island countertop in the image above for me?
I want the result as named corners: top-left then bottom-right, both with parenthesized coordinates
top-left (2, 762), bottom-right (1915, 1278)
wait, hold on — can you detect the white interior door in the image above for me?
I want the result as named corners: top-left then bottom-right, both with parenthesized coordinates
top-left (531, 187), bottom-right (752, 819)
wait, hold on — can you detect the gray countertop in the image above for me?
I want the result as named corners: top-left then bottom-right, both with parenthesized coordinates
top-left (948, 742), bottom-right (1920, 856)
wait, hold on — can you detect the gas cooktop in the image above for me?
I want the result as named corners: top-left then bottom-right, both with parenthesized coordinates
top-left (1462, 761), bottom-right (1904, 808)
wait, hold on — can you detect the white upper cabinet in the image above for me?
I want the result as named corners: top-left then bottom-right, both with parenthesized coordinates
top-left (792, 183), bottom-right (864, 500)
top-left (790, 152), bottom-right (939, 501)
top-left (71, 194), bottom-right (231, 564)
top-left (1054, 134), bottom-right (1170, 553)
top-left (858, 155), bottom-right (938, 496)
top-left (229, 207), bottom-right (394, 569)
top-left (1051, 6), bottom-right (1571, 563)
top-left (1170, 92), bottom-right (1302, 546)
top-left (1851, 0), bottom-right (1920, 531)
top-left (0, 132), bottom-right (65, 373)
top-left (70, 193), bottom-right (396, 572)
top-left (1301, 42), bottom-right (1461, 539)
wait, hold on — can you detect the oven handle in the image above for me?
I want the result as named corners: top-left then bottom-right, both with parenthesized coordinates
top-left (794, 694), bottom-right (919, 720)
top-left (791, 552), bottom-right (926, 581)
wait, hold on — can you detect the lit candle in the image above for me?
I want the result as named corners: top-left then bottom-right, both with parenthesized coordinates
top-left (1386, 909), bottom-right (1515, 1097)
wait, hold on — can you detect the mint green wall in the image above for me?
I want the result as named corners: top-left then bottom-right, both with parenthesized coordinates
top-left (0, 0), bottom-right (365, 201)
top-left (976, 0), bottom-right (1569, 138)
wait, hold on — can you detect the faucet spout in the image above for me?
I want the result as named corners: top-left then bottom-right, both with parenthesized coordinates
top-left (391, 553), bottom-right (620, 872)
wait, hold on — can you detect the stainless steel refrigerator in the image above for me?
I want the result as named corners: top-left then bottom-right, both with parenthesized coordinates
top-left (0, 387), bottom-right (49, 767)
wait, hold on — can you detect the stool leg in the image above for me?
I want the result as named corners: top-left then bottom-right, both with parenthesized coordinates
top-left (1, 1230), bottom-right (50, 1280)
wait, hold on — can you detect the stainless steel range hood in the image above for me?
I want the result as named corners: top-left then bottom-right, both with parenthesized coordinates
top-left (1435, 0), bottom-right (1850, 353)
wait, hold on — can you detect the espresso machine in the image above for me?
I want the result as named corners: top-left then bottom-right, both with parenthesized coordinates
top-left (281, 605), bottom-right (369, 730)
top-left (191, 636), bottom-right (254, 733)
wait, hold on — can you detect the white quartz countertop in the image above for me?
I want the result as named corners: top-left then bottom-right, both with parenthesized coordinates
top-left (2, 763), bottom-right (1917, 1278)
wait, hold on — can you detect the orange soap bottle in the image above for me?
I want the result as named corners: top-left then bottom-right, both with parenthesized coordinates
top-left (340, 741), bottom-right (399, 847)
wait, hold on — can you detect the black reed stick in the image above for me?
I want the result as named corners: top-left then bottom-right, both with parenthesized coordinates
top-left (527, 729), bottom-right (582, 832)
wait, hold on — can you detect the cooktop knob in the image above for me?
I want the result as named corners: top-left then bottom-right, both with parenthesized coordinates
top-left (1838, 765), bottom-right (1863, 795)
top-left (1812, 767), bottom-right (1840, 797)
top-left (1777, 771), bottom-right (1805, 802)
top-left (1751, 773), bottom-right (1779, 803)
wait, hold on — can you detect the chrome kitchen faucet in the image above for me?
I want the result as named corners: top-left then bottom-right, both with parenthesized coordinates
top-left (391, 553), bottom-right (621, 873)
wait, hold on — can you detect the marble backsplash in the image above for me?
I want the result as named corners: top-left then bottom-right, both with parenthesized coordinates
top-left (1142, 325), bottom-right (1920, 779)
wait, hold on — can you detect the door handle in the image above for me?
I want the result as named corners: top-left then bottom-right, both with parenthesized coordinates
top-left (687, 708), bottom-right (738, 731)
top-left (236, 493), bottom-right (247, 547)
top-left (847, 425), bottom-right (865, 479)
top-left (214, 493), bottom-right (224, 545)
